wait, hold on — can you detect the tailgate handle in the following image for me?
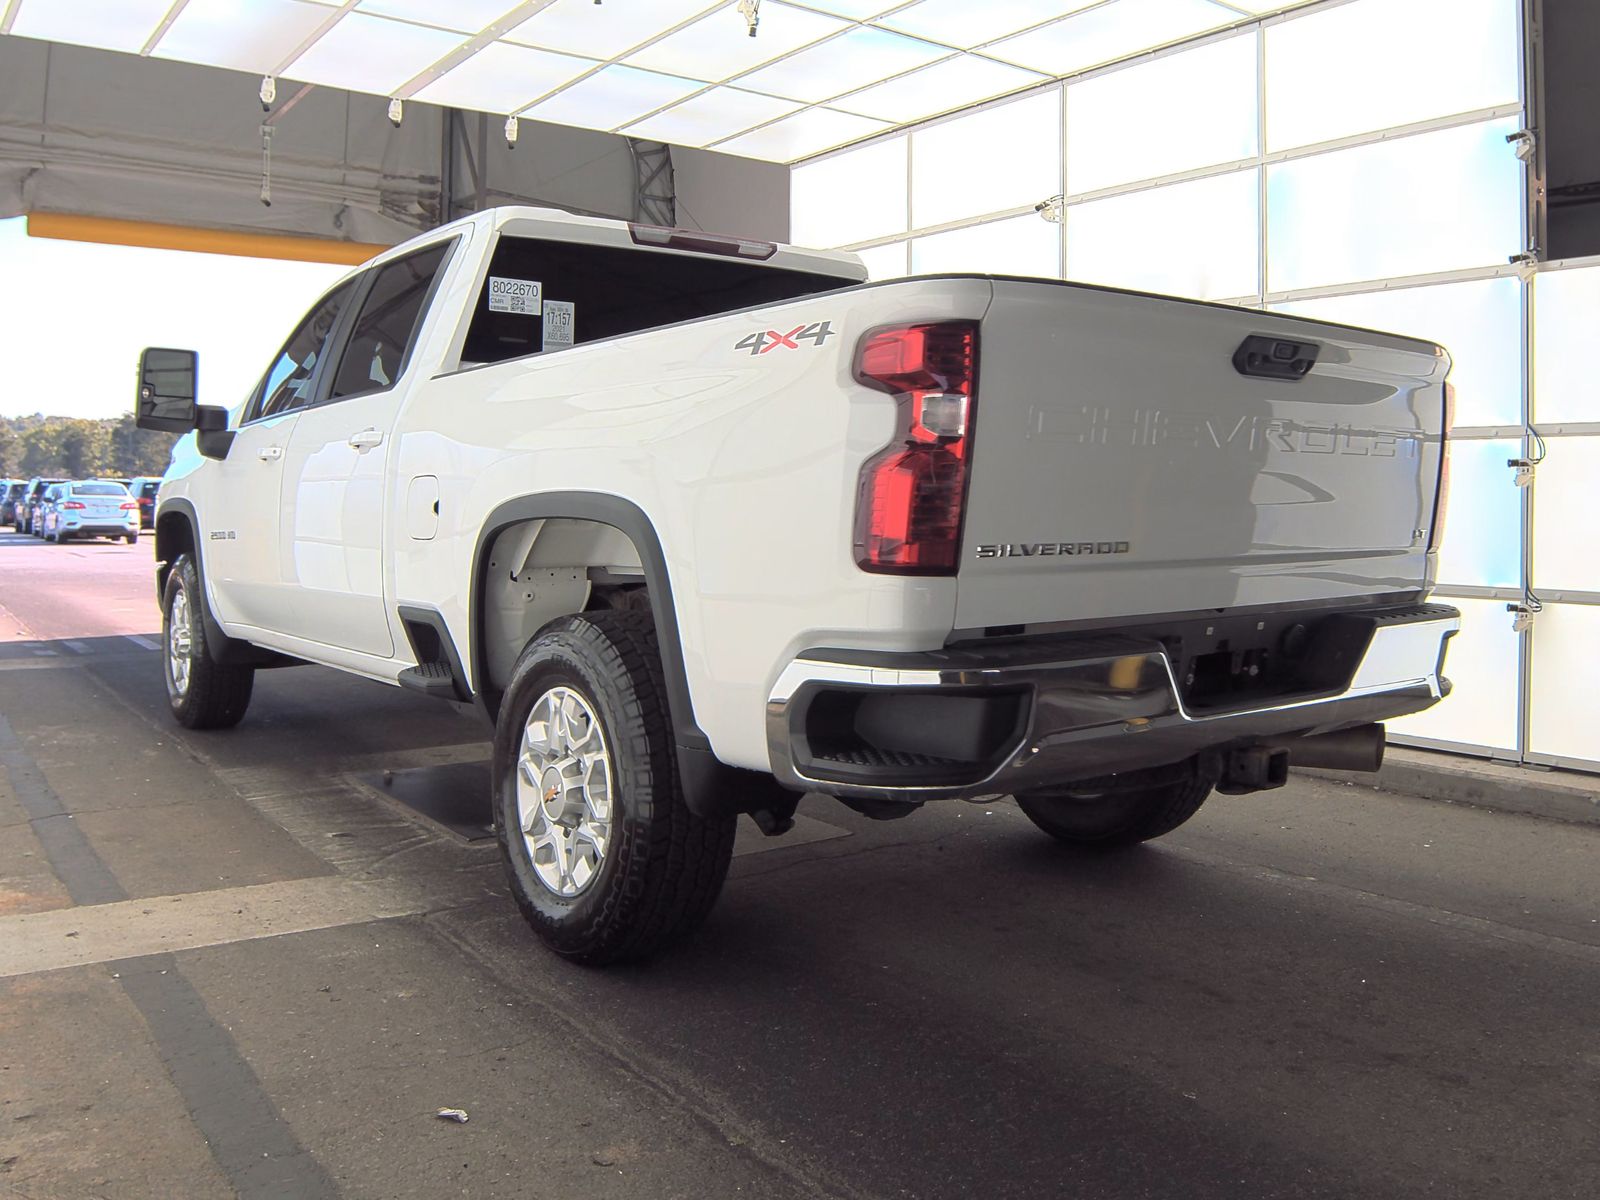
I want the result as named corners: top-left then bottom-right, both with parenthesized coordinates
top-left (1234, 334), bottom-right (1320, 381)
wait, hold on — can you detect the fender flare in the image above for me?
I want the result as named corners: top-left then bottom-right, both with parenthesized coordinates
top-left (471, 493), bottom-right (796, 819)
top-left (471, 493), bottom-right (703, 744)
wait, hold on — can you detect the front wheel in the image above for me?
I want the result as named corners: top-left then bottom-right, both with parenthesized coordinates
top-left (492, 610), bottom-right (736, 965)
top-left (162, 553), bottom-right (254, 729)
top-left (1016, 757), bottom-right (1214, 848)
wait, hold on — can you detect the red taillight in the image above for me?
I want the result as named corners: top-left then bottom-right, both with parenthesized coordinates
top-left (1429, 381), bottom-right (1455, 551)
top-left (61, 501), bottom-right (85, 510)
top-left (120, 501), bottom-right (139, 510)
top-left (852, 321), bottom-right (978, 575)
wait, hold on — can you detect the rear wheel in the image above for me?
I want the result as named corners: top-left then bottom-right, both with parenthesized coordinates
top-left (1016, 757), bottom-right (1214, 848)
top-left (125, 532), bottom-right (138, 545)
top-left (492, 609), bottom-right (736, 965)
top-left (162, 553), bottom-right (254, 729)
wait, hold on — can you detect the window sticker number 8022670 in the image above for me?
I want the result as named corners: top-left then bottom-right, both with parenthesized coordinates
top-left (734, 321), bottom-right (835, 356)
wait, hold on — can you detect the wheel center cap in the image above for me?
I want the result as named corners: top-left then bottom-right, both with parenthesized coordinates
top-left (540, 768), bottom-right (566, 820)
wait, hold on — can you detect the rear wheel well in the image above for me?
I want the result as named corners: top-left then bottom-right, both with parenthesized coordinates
top-left (478, 517), bottom-right (651, 700)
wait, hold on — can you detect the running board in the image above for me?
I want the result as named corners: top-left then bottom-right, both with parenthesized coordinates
top-left (398, 661), bottom-right (459, 699)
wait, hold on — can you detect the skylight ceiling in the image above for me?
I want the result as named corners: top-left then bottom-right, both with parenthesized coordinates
top-left (0, 0), bottom-right (1318, 164)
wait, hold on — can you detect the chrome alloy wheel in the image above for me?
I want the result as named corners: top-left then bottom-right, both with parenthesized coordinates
top-left (515, 686), bottom-right (614, 898)
top-left (167, 588), bottom-right (194, 698)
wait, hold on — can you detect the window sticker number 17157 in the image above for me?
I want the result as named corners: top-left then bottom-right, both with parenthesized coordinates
top-left (734, 321), bottom-right (835, 356)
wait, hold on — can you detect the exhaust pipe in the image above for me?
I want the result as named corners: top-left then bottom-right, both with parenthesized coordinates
top-left (1273, 723), bottom-right (1387, 773)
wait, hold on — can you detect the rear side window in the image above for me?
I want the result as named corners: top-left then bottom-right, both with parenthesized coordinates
top-left (74, 483), bottom-right (128, 496)
top-left (460, 236), bottom-right (857, 366)
top-left (331, 241), bottom-right (452, 400)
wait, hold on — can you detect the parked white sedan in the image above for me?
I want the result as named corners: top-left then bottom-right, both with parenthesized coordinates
top-left (41, 481), bottom-right (140, 544)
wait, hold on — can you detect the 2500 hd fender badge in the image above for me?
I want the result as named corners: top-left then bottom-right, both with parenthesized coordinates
top-left (977, 541), bottom-right (1131, 559)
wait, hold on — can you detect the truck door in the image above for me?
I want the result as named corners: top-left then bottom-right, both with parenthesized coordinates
top-left (203, 281), bottom-right (355, 632)
top-left (277, 240), bottom-right (453, 657)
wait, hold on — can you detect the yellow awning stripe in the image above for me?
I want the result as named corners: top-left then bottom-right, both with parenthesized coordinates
top-left (25, 212), bottom-right (391, 267)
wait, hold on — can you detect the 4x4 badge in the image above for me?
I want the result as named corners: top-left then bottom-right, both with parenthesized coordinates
top-left (734, 321), bottom-right (835, 356)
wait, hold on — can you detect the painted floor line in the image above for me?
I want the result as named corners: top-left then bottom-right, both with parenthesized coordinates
top-left (64, 639), bottom-right (90, 654)
top-left (124, 634), bottom-right (161, 651)
top-left (0, 875), bottom-right (439, 978)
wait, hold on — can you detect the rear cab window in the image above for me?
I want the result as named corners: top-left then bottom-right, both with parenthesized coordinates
top-left (459, 236), bottom-right (859, 367)
top-left (73, 483), bottom-right (129, 496)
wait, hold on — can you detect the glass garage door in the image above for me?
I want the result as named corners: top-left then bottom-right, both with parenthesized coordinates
top-left (789, 0), bottom-right (1599, 772)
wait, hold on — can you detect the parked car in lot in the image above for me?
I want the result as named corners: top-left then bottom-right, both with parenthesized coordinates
top-left (33, 483), bottom-right (64, 537)
top-left (0, 480), bottom-right (25, 526)
top-left (19, 477), bottom-right (66, 535)
top-left (127, 477), bottom-right (161, 529)
top-left (136, 205), bottom-right (1458, 965)
top-left (40, 480), bottom-right (140, 544)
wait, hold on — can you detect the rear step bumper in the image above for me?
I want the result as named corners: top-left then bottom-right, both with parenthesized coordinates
top-left (766, 604), bottom-right (1459, 802)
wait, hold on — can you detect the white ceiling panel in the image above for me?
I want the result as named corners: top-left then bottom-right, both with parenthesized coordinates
top-left (626, 2), bottom-right (848, 81)
top-left (987, 0), bottom-right (1237, 76)
top-left (413, 40), bottom-right (595, 113)
top-left (878, 0), bottom-right (1102, 49)
top-left (150, 0), bottom-right (333, 75)
top-left (793, 0), bottom-right (902, 16)
top-left (356, 0), bottom-right (525, 33)
top-left (1, 0), bottom-right (1312, 167)
top-left (519, 64), bottom-right (707, 130)
top-left (621, 87), bottom-right (806, 147)
top-left (507, 0), bottom-right (723, 61)
top-left (716, 107), bottom-right (892, 162)
top-left (283, 11), bottom-right (466, 95)
top-left (832, 52), bottom-right (1046, 123)
top-left (8, 0), bottom-right (171, 54)
top-left (736, 27), bottom-right (951, 104)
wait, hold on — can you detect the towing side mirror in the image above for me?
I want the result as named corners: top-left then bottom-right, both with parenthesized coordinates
top-left (136, 347), bottom-right (199, 432)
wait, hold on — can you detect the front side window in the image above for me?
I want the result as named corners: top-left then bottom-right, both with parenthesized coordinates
top-left (330, 242), bottom-right (452, 400)
top-left (251, 281), bottom-right (356, 421)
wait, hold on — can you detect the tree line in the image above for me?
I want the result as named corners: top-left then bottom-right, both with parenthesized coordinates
top-left (0, 414), bottom-right (179, 481)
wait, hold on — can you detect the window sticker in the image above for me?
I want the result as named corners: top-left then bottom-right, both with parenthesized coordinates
top-left (543, 300), bottom-right (575, 348)
top-left (488, 276), bottom-right (542, 315)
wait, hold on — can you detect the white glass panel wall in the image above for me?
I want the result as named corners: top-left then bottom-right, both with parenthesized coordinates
top-left (1066, 169), bottom-right (1259, 300)
top-left (1065, 32), bottom-right (1257, 195)
top-left (1264, 0), bottom-right (1520, 151)
top-left (1265, 119), bottom-right (1523, 294)
top-left (1389, 598), bottom-right (1521, 753)
top-left (788, 0), bottom-right (1598, 768)
top-left (789, 136), bottom-right (907, 249)
top-left (910, 91), bottom-right (1061, 229)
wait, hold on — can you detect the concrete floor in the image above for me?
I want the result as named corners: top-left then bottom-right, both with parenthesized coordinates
top-left (1, 528), bottom-right (1598, 1199)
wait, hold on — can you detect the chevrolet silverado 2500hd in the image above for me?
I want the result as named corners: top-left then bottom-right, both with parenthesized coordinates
top-left (136, 206), bottom-right (1458, 964)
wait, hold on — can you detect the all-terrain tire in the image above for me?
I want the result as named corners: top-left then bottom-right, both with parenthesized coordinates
top-left (162, 553), bottom-right (254, 729)
top-left (1016, 757), bottom-right (1214, 848)
top-left (492, 609), bottom-right (736, 965)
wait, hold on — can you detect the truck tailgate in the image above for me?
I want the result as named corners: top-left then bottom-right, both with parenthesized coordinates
top-left (957, 280), bottom-right (1449, 631)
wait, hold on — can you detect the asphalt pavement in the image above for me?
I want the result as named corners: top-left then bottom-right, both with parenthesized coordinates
top-left (1, 527), bottom-right (1597, 1199)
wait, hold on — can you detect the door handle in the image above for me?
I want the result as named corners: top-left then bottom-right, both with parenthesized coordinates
top-left (348, 429), bottom-right (384, 451)
top-left (258, 445), bottom-right (283, 462)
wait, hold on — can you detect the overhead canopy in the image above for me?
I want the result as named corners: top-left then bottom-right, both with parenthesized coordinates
top-left (0, 35), bottom-right (640, 243)
top-left (1, 0), bottom-right (1318, 165)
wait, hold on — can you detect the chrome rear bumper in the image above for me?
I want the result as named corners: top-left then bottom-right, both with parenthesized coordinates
top-left (766, 604), bottom-right (1459, 801)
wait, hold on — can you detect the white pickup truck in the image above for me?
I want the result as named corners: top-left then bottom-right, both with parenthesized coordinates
top-left (137, 205), bottom-right (1459, 963)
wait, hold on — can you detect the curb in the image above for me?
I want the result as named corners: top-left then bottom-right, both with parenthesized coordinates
top-left (1298, 747), bottom-right (1600, 829)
